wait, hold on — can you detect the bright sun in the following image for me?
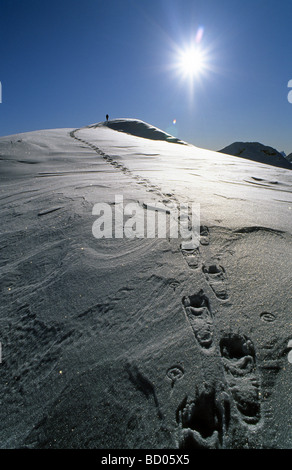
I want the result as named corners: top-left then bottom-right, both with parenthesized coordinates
top-left (178, 46), bottom-right (206, 79)
top-left (168, 27), bottom-right (215, 96)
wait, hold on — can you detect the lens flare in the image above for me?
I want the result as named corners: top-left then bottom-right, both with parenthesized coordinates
top-left (195, 26), bottom-right (204, 44)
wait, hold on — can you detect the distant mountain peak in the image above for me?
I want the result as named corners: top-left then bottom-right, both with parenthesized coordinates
top-left (218, 141), bottom-right (292, 169)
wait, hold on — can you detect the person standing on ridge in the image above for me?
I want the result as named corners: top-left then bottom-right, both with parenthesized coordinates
top-left (106, 114), bottom-right (109, 121)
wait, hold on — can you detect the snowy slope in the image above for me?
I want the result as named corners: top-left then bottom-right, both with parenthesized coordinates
top-left (0, 120), bottom-right (291, 449)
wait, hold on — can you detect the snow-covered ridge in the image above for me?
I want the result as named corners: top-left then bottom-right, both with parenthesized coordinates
top-left (88, 118), bottom-right (188, 145)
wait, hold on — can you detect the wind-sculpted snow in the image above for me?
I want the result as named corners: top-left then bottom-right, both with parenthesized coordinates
top-left (0, 121), bottom-right (291, 449)
top-left (89, 118), bottom-right (187, 144)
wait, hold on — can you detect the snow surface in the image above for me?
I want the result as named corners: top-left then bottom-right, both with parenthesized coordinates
top-left (0, 119), bottom-right (291, 449)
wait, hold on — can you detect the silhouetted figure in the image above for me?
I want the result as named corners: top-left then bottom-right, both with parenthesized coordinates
top-left (106, 114), bottom-right (109, 121)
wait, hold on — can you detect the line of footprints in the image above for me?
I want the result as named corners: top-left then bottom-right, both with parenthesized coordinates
top-left (178, 230), bottom-right (262, 448)
top-left (181, 225), bottom-right (229, 301)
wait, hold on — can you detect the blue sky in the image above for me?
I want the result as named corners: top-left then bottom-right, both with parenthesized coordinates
top-left (0, 0), bottom-right (292, 153)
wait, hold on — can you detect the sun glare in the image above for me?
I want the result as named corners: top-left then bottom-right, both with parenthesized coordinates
top-left (168, 26), bottom-right (214, 92)
top-left (178, 46), bottom-right (206, 78)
